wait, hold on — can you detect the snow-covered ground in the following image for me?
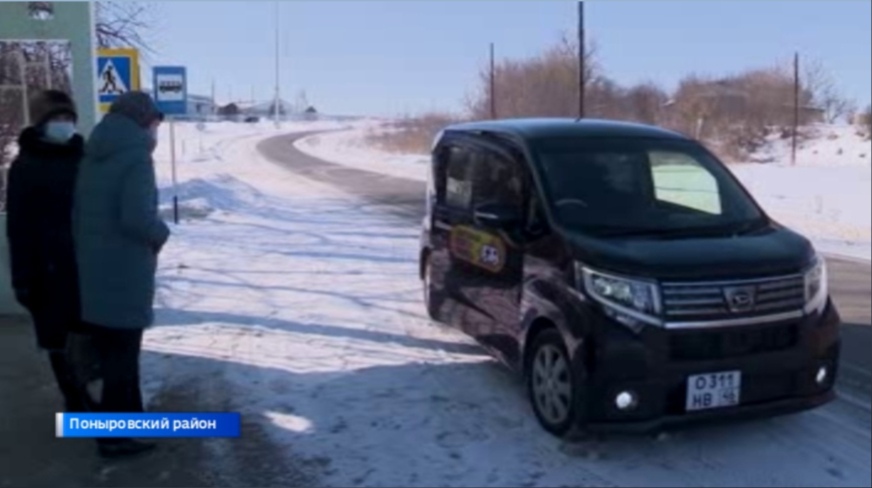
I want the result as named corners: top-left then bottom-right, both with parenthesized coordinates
top-left (296, 125), bottom-right (430, 181)
top-left (142, 120), bottom-right (871, 487)
top-left (296, 123), bottom-right (872, 261)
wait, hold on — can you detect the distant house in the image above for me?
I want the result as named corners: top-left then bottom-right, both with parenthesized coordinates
top-left (188, 94), bottom-right (216, 116)
top-left (243, 98), bottom-right (294, 117)
top-left (214, 98), bottom-right (317, 120)
top-left (217, 103), bottom-right (240, 116)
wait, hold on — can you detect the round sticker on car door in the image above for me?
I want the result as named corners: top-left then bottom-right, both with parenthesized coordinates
top-left (449, 225), bottom-right (506, 273)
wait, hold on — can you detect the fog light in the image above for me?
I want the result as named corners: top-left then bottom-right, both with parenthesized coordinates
top-left (615, 391), bottom-right (639, 411)
top-left (816, 366), bottom-right (829, 385)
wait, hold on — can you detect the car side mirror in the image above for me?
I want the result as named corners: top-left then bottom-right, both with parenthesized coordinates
top-left (473, 202), bottom-right (522, 230)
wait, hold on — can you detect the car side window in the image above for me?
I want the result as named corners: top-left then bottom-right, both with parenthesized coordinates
top-left (441, 145), bottom-right (473, 210)
top-left (470, 148), bottom-right (524, 211)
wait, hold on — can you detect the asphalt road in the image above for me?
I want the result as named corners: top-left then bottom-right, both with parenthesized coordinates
top-left (258, 130), bottom-right (872, 402)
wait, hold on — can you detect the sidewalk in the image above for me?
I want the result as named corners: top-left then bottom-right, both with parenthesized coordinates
top-left (0, 315), bottom-right (310, 488)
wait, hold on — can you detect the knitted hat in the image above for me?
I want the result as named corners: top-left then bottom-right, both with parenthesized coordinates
top-left (28, 89), bottom-right (78, 127)
top-left (109, 91), bottom-right (164, 128)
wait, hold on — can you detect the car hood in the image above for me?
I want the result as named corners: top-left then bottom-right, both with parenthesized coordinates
top-left (566, 224), bottom-right (816, 280)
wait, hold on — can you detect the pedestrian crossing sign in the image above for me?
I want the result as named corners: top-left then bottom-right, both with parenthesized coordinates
top-left (96, 48), bottom-right (140, 113)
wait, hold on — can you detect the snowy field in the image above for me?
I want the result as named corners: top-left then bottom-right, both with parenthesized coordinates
top-left (296, 123), bottom-right (872, 262)
top-left (141, 120), bottom-right (871, 487)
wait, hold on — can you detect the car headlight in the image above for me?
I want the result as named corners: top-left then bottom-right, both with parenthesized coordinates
top-left (803, 254), bottom-right (827, 314)
top-left (577, 264), bottom-right (662, 332)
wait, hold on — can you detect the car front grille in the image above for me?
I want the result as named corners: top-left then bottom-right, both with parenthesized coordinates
top-left (661, 274), bottom-right (805, 321)
top-left (669, 323), bottom-right (799, 361)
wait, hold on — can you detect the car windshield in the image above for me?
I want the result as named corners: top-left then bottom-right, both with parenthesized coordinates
top-left (533, 137), bottom-right (766, 237)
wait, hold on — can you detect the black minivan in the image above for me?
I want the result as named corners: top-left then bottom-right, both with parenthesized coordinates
top-left (419, 118), bottom-right (840, 437)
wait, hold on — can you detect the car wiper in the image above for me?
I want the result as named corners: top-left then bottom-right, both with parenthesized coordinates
top-left (582, 225), bottom-right (690, 238)
top-left (574, 218), bottom-right (770, 239)
top-left (728, 218), bottom-right (770, 236)
top-left (587, 225), bottom-right (747, 239)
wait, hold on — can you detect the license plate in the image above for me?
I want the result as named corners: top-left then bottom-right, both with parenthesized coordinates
top-left (686, 371), bottom-right (742, 412)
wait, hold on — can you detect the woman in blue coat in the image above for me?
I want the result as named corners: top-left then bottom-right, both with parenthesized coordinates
top-left (73, 91), bottom-right (170, 458)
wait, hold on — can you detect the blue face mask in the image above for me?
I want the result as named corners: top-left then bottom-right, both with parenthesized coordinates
top-left (43, 121), bottom-right (76, 143)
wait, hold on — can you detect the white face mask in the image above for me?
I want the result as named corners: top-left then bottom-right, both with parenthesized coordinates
top-left (43, 121), bottom-right (76, 143)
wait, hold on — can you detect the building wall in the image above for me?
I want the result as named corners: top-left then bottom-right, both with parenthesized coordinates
top-left (187, 98), bottom-right (215, 115)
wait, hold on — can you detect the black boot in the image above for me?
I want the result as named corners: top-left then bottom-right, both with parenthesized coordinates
top-left (62, 386), bottom-right (99, 412)
top-left (97, 438), bottom-right (156, 459)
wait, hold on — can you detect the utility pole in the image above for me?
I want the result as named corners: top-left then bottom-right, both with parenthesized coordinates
top-left (273, 0), bottom-right (281, 128)
top-left (578, 1), bottom-right (586, 119)
top-left (489, 42), bottom-right (496, 119)
top-left (792, 51), bottom-right (799, 166)
top-left (210, 78), bottom-right (216, 115)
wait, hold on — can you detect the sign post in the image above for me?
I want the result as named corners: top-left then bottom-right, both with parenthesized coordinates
top-left (96, 48), bottom-right (140, 114)
top-left (153, 66), bottom-right (188, 225)
top-left (169, 118), bottom-right (178, 224)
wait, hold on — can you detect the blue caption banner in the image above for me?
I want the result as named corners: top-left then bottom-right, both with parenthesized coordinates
top-left (55, 412), bottom-right (241, 438)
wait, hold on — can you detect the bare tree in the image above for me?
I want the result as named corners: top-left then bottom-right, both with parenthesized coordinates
top-left (625, 82), bottom-right (669, 125)
top-left (23, 1), bottom-right (155, 54)
top-left (466, 33), bottom-right (599, 120)
top-left (94, 1), bottom-right (156, 56)
top-left (365, 112), bottom-right (460, 154)
top-left (861, 105), bottom-right (872, 139)
top-left (867, 108), bottom-right (872, 139)
top-left (665, 66), bottom-right (810, 161)
top-left (802, 58), bottom-right (856, 124)
top-left (666, 74), bottom-right (720, 137)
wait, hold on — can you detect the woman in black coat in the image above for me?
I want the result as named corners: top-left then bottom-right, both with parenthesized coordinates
top-left (5, 89), bottom-right (93, 412)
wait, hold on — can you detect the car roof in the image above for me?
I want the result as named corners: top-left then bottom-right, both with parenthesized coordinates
top-left (444, 117), bottom-right (691, 142)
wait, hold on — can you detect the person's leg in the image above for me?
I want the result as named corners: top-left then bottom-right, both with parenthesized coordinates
top-left (29, 306), bottom-right (88, 412)
top-left (96, 327), bottom-right (144, 413)
top-left (87, 324), bottom-right (153, 458)
top-left (63, 329), bottom-right (103, 412)
top-left (47, 350), bottom-right (88, 411)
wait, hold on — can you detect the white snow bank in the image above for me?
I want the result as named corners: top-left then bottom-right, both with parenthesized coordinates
top-left (295, 124), bottom-right (430, 181)
top-left (736, 123), bottom-right (872, 261)
top-left (730, 164), bottom-right (871, 260)
top-left (139, 122), bottom-right (870, 487)
top-left (296, 124), bottom-right (872, 261)
top-left (751, 124), bottom-right (871, 168)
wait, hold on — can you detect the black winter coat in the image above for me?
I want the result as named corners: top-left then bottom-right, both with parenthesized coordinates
top-left (5, 127), bottom-right (85, 350)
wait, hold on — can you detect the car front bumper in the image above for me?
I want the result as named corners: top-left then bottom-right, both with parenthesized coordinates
top-left (570, 299), bottom-right (842, 433)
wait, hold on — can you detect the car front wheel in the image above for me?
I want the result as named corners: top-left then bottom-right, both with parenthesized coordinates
top-left (527, 328), bottom-right (577, 437)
